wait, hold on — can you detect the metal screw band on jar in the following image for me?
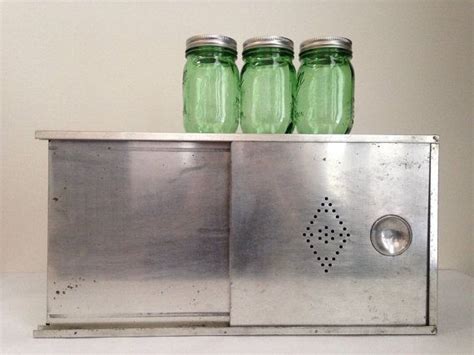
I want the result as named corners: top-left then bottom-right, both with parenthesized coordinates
top-left (243, 36), bottom-right (294, 54)
top-left (185, 34), bottom-right (237, 52)
top-left (299, 36), bottom-right (352, 55)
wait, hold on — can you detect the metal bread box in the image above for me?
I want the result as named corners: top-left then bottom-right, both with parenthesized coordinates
top-left (34, 132), bottom-right (439, 337)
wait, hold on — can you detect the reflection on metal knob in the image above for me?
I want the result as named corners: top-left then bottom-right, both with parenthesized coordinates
top-left (370, 215), bottom-right (412, 256)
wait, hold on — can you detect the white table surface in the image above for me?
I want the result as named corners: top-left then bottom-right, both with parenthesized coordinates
top-left (1, 270), bottom-right (472, 354)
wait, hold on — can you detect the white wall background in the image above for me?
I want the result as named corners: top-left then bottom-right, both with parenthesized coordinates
top-left (1, 0), bottom-right (473, 275)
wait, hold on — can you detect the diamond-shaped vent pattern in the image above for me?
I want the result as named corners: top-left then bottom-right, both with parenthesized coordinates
top-left (301, 197), bottom-right (352, 273)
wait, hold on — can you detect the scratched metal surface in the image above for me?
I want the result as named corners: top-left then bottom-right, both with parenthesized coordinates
top-left (230, 142), bottom-right (431, 326)
top-left (47, 141), bottom-right (230, 324)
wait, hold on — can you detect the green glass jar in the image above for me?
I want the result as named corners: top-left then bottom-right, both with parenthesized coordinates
top-left (295, 37), bottom-right (354, 134)
top-left (240, 36), bottom-right (296, 133)
top-left (183, 35), bottom-right (239, 133)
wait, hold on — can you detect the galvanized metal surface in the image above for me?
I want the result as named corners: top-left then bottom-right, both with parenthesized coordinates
top-left (33, 325), bottom-right (437, 338)
top-left (428, 144), bottom-right (439, 326)
top-left (230, 142), bottom-right (430, 326)
top-left (48, 140), bottom-right (230, 324)
top-left (37, 134), bottom-right (438, 336)
top-left (35, 131), bottom-right (438, 144)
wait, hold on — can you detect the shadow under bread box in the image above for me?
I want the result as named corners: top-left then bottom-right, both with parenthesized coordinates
top-left (34, 132), bottom-right (439, 337)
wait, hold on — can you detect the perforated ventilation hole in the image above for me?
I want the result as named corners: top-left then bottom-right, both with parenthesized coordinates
top-left (300, 197), bottom-right (352, 274)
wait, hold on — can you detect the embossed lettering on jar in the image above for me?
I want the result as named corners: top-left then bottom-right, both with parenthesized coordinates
top-left (295, 37), bottom-right (354, 134)
top-left (183, 34), bottom-right (240, 133)
top-left (240, 36), bottom-right (296, 133)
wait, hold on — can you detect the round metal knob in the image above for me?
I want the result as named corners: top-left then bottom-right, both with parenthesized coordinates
top-left (370, 215), bottom-right (412, 256)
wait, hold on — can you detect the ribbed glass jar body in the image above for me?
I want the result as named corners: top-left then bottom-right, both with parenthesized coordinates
top-left (240, 47), bottom-right (296, 133)
top-left (183, 46), bottom-right (239, 133)
top-left (295, 47), bottom-right (354, 134)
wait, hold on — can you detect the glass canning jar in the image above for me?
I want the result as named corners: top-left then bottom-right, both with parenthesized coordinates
top-left (183, 34), bottom-right (239, 133)
top-left (295, 37), bottom-right (354, 134)
top-left (240, 36), bottom-right (296, 133)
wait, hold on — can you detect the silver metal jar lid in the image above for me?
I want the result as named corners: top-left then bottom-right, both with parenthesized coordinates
top-left (186, 34), bottom-right (237, 52)
top-left (243, 36), bottom-right (294, 53)
top-left (300, 36), bottom-right (352, 54)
